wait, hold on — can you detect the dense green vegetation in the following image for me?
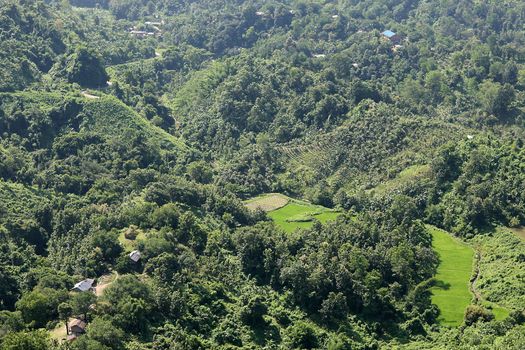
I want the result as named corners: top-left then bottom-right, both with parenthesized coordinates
top-left (1, 0), bottom-right (525, 348)
top-left (473, 228), bottom-right (525, 311)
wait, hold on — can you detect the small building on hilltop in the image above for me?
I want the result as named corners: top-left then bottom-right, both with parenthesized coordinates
top-left (129, 30), bottom-right (147, 37)
top-left (72, 278), bottom-right (95, 292)
top-left (382, 30), bottom-right (400, 43)
top-left (69, 319), bottom-right (86, 335)
top-left (129, 30), bottom-right (159, 38)
top-left (145, 21), bottom-right (162, 26)
top-left (129, 250), bottom-right (141, 262)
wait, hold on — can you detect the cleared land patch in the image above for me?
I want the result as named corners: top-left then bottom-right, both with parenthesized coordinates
top-left (245, 193), bottom-right (290, 212)
top-left (244, 193), bottom-right (340, 232)
top-left (428, 226), bottom-right (474, 327)
top-left (268, 200), bottom-right (340, 233)
top-left (371, 164), bottom-right (430, 195)
top-left (118, 227), bottom-right (146, 252)
top-left (81, 90), bottom-right (100, 99)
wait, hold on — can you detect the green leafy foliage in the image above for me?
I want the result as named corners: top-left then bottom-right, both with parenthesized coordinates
top-left (1, 0), bottom-right (525, 349)
top-left (59, 47), bottom-right (109, 88)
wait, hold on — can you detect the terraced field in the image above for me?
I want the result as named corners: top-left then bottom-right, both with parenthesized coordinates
top-left (246, 193), bottom-right (340, 233)
top-left (245, 193), bottom-right (289, 212)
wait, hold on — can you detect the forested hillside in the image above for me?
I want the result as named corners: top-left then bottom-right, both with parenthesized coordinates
top-left (1, 0), bottom-right (525, 349)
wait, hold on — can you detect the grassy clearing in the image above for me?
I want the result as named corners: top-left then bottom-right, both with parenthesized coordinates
top-left (245, 193), bottom-right (290, 212)
top-left (481, 300), bottom-right (509, 320)
top-left (428, 226), bottom-right (474, 327)
top-left (268, 200), bottom-right (340, 233)
top-left (170, 61), bottom-right (228, 116)
top-left (50, 317), bottom-right (79, 341)
top-left (118, 229), bottom-right (146, 252)
top-left (83, 96), bottom-right (188, 151)
top-left (50, 322), bottom-right (67, 342)
top-left (245, 193), bottom-right (340, 233)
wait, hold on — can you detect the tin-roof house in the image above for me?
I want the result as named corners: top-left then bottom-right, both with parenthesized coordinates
top-left (382, 30), bottom-right (400, 43)
top-left (69, 319), bottom-right (86, 335)
top-left (129, 250), bottom-right (141, 262)
top-left (72, 278), bottom-right (95, 292)
top-left (130, 30), bottom-right (148, 37)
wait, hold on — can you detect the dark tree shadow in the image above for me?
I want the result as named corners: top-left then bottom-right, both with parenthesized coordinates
top-left (433, 279), bottom-right (451, 290)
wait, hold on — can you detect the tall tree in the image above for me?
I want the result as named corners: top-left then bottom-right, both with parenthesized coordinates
top-left (58, 302), bottom-right (73, 335)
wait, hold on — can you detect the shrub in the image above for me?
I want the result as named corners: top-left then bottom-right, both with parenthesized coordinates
top-left (464, 305), bottom-right (494, 326)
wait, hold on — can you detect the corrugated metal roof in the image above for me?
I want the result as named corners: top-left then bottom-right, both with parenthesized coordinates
top-left (129, 250), bottom-right (141, 262)
top-left (73, 278), bottom-right (94, 292)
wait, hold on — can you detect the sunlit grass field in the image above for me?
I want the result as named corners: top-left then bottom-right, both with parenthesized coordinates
top-left (267, 200), bottom-right (340, 233)
top-left (245, 193), bottom-right (340, 233)
top-left (428, 226), bottom-right (474, 327)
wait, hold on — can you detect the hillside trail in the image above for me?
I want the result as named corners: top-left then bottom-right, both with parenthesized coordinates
top-left (470, 246), bottom-right (483, 302)
top-left (470, 246), bottom-right (507, 313)
top-left (95, 271), bottom-right (119, 297)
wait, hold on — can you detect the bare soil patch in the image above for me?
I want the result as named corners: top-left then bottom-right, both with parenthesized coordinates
top-left (95, 272), bottom-right (118, 297)
top-left (509, 227), bottom-right (525, 240)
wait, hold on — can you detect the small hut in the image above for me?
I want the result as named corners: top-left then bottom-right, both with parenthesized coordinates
top-left (382, 30), bottom-right (400, 43)
top-left (129, 250), bottom-right (141, 262)
top-left (69, 319), bottom-right (86, 335)
top-left (72, 279), bottom-right (95, 292)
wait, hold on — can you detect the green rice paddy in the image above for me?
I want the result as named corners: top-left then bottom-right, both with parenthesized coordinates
top-left (428, 226), bottom-right (474, 327)
top-left (267, 199), bottom-right (340, 233)
top-left (245, 193), bottom-right (340, 233)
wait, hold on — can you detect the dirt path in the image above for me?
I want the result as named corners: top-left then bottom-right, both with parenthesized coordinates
top-left (470, 247), bottom-right (482, 302)
top-left (470, 246), bottom-right (507, 315)
top-left (95, 271), bottom-right (118, 297)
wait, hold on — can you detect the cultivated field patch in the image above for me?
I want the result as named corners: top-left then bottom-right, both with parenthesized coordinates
top-left (245, 193), bottom-right (340, 232)
top-left (428, 226), bottom-right (474, 327)
top-left (245, 193), bottom-right (290, 212)
top-left (268, 200), bottom-right (340, 233)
